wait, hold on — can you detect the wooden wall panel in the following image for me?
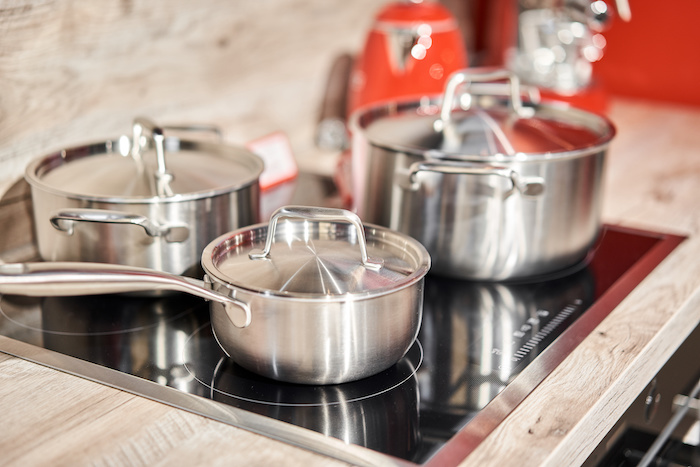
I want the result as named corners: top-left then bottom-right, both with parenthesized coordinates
top-left (0, 0), bottom-right (381, 191)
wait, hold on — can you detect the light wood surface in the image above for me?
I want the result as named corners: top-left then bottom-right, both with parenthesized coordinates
top-left (0, 352), bottom-right (347, 466)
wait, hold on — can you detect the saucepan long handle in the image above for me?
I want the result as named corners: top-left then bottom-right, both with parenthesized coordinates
top-left (0, 262), bottom-right (251, 328)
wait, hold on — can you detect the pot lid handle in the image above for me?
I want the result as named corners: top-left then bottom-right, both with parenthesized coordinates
top-left (130, 118), bottom-right (226, 197)
top-left (248, 206), bottom-right (384, 271)
top-left (434, 69), bottom-right (541, 154)
top-left (435, 69), bottom-right (536, 131)
top-left (132, 117), bottom-right (174, 197)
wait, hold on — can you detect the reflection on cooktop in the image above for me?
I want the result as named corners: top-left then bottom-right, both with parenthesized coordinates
top-left (186, 329), bottom-right (424, 460)
top-left (0, 293), bottom-right (212, 389)
top-left (420, 264), bottom-right (595, 407)
top-left (184, 323), bottom-right (423, 407)
top-left (2, 293), bottom-right (196, 336)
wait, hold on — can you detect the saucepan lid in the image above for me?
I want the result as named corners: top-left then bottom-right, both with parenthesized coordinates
top-left (25, 117), bottom-right (264, 202)
top-left (202, 206), bottom-right (431, 299)
top-left (352, 68), bottom-right (616, 161)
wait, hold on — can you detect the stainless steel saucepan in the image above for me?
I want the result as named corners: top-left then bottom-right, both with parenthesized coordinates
top-left (0, 206), bottom-right (431, 385)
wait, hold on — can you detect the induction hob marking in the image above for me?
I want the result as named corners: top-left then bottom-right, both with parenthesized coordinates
top-left (510, 299), bottom-right (583, 364)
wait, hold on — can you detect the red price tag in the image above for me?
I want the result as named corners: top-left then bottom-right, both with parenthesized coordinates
top-left (246, 132), bottom-right (299, 190)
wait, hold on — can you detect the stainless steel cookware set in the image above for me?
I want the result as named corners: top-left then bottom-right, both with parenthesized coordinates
top-left (0, 68), bottom-right (616, 384)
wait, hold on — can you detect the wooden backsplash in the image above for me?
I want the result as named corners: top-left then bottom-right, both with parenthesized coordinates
top-left (0, 0), bottom-right (381, 193)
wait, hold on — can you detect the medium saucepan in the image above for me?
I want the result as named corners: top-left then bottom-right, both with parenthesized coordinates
top-left (0, 206), bottom-right (431, 385)
top-left (26, 117), bottom-right (263, 277)
top-left (350, 68), bottom-right (616, 281)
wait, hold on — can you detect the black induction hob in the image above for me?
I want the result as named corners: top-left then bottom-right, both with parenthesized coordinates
top-left (0, 224), bottom-right (684, 466)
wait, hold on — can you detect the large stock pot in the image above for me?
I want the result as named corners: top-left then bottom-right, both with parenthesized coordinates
top-left (0, 206), bottom-right (430, 385)
top-left (350, 69), bottom-right (615, 281)
top-left (25, 118), bottom-right (263, 277)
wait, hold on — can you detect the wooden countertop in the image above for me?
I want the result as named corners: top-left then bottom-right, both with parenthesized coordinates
top-left (2, 97), bottom-right (700, 466)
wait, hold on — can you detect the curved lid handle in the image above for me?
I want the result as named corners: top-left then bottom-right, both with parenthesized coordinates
top-left (248, 206), bottom-right (384, 271)
top-left (434, 69), bottom-right (543, 154)
top-left (435, 69), bottom-right (536, 134)
top-left (132, 117), bottom-right (173, 197)
top-left (129, 118), bottom-right (224, 198)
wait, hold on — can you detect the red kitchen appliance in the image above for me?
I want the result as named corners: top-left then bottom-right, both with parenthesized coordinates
top-left (347, 0), bottom-right (468, 115)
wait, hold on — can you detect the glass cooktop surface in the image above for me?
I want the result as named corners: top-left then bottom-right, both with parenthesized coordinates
top-left (0, 224), bottom-right (684, 466)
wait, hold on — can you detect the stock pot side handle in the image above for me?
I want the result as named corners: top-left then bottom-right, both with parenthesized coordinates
top-left (404, 161), bottom-right (545, 197)
top-left (248, 205), bottom-right (384, 271)
top-left (50, 208), bottom-right (190, 243)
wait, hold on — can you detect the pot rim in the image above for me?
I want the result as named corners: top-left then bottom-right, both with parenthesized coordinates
top-left (201, 222), bottom-right (431, 301)
top-left (25, 138), bottom-right (264, 204)
top-left (349, 97), bottom-right (616, 163)
top-left (206, 275), bottom-right (427, 302)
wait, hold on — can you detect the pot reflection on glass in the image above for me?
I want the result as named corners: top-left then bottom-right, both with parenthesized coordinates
top-left (417, 267), bottom-right (595, 413)
top-left (39, 293), bottom-right (214, 395)
top-left (210, 343), bottom-right (422, 460)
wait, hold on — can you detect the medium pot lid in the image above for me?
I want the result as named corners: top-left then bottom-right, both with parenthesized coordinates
top-left (355, 69), bottom-right (615, 161)
top-left (27, 118), bottom-right (264, 201)
top-left (202, 206), bottom-right (431, 298)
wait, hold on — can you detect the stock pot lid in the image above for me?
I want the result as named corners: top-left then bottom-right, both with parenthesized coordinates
top-left (28, 121), bottom-right (263, 200)
top-left (202, 206), bottom-right (431, 298)
top-left (356, 70), bottom-right (615, 160)
top-left (362, 105), bottom-right (611, 157)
